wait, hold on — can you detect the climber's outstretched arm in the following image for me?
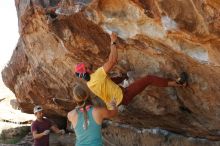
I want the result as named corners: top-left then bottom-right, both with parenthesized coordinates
top-left (103, 32), bottom-right (118, 73)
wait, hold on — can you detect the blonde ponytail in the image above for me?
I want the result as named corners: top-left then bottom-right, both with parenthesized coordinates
top-left (73, 84), bottom-right (89, 130)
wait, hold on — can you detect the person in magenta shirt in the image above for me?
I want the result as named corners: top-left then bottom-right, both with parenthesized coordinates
top-left (31, 105), bottom-right (65, 146)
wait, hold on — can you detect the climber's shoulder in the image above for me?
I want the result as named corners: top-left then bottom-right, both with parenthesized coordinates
top-left (67, 109), bottom-right (77, 121)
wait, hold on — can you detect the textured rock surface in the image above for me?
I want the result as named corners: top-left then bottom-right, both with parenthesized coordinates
top-left (2, 0), bottom-right (220, 142)
top-left (102, 121), bottom-right (220, 146)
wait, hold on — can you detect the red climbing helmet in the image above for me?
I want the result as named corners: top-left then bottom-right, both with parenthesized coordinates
top-left (75, 63), bottom-right (86, 74)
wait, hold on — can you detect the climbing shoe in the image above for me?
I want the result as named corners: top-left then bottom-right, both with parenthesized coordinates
top-left (176, 72), bottom-right (188, 86)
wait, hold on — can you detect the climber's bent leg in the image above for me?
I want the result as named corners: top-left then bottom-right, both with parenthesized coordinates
top-left (121, 75), bottom-right (170, 105)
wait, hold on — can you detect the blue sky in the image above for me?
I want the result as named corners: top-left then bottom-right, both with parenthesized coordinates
top-left (0, 1), bottom-right (19, 97)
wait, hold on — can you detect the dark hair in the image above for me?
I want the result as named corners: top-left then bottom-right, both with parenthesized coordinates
top-left (82, 72), bottom-right (90, 81)
top-left (75, 72), bottom-right (90, 81)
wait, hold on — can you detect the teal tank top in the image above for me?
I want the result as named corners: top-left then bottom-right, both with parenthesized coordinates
top-left (74, 107), bottom-right (102, 146)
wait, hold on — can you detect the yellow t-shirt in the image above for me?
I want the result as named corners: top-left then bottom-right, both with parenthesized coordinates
top-left (87, 67), bottom-right (123, 109)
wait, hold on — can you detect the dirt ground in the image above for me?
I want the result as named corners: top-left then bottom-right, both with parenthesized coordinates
top-left (0, 132), bottom-right (76, 146)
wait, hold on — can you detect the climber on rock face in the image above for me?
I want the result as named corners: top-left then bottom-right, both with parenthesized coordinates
top-left (74, 32), bottom-right (188, 109)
